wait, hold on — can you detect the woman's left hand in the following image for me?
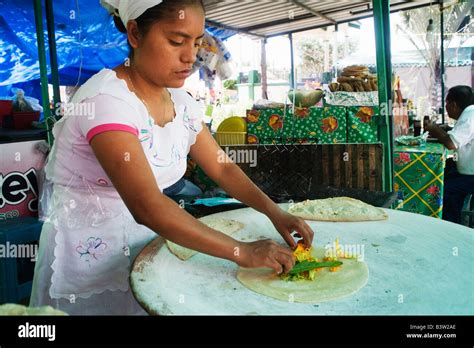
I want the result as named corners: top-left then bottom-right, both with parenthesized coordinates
top-left (268, 208), bottom-right (314, 249)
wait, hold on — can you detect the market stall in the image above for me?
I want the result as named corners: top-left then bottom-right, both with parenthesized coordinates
top-left (0, 0), bottom-right (472, 321)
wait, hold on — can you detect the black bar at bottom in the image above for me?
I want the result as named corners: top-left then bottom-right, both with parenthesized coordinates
top-left (0, 315), bottom-right (472, 346)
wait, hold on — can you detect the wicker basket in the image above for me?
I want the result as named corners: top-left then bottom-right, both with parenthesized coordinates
top-left (215, 132), bottom-right (247, 146)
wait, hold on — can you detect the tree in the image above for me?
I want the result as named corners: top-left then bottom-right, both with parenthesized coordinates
top-left (395, 1), bottom-right (473, 113)
top-left (296, 36), bottom-right (358, 79)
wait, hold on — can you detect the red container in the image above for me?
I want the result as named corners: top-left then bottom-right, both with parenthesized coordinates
top-left (0, 100), bottom-right (13, 127)
top-left (0, 100), bottom-right (13, 115)
top-left (8, 111), bottom-right (41, 129)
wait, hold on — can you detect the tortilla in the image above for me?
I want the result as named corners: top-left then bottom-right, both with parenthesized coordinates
top-left (237, 248), bottom-right (368, 303)
top-left (288, 197), bottom-right (388, 222)
top-left (0, 304), bottom-right (67, 316)
top-left (166, 218), bottom-right (244, 260)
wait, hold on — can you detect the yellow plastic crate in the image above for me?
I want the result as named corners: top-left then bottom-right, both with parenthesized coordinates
top-left (215, 132), bottom-right (247, 146)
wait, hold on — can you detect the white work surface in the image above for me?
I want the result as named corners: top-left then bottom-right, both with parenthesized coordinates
top-left (130, 204), bottom-right (473, 315)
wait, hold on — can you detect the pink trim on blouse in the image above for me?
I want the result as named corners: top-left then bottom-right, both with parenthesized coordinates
top-left (86, 123), bottom-right (139, 142)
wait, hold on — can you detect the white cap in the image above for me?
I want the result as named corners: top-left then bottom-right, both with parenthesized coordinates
top-left (100, 0), bottom-right (163, 28)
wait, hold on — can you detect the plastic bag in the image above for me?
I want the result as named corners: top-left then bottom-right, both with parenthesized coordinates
top-left (12, 89), bottom-right (33, 112)
top-left (395, 132), bottom-right (429, 146)
top-left (192, 32), bottom-right (233, 87)
top-left (11, 88), bottom-right (44, 112)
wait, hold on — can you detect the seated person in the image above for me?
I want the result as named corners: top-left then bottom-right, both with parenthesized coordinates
top-left (163, 177), bottom-right (202, 197)
top-left (424, 85), bottom-right (474, 224)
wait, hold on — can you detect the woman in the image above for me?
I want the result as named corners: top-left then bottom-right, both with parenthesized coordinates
top-left (30, 0), bottom-right (314, 315)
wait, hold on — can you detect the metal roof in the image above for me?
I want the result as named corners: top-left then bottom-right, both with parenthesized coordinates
top-left (203, 0), bottom-right (439, 38)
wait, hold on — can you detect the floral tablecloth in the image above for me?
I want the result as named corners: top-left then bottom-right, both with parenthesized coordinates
top-left (394, 143), bottom-right (447, 218)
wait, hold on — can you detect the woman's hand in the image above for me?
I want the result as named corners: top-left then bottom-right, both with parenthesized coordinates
top-left (236, 240), bottom-right (295, 274)
top-left (268, 208), bottom-right (314, 249)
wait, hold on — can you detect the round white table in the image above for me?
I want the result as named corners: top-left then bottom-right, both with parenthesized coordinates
top-left (131, 204), bottom-right (473, 315)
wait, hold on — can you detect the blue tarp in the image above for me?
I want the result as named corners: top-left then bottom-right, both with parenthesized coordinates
top-left (0, 0), bottom-right (235, 102)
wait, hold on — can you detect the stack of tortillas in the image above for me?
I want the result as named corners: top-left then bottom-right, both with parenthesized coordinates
top-left (341, 65), bottom-right (370, 78)
top-left (329, 65), bottom-right (378, 92)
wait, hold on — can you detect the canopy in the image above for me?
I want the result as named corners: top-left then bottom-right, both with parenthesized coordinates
top-left (202, 0), bottom-right (436, 38)
top-left (1, 0), bottom-right (440, 100)
top-left (0, 0), bottom-right (236, 99)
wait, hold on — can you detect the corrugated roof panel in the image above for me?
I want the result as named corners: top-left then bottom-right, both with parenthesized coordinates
top-left (206, 1), bottom-right (290, 17)
top-left (252, 17), bottom-right (329, 36)
top-left (205, 0), bottom-right (368, 27)
top-left (204, 0), bottom-right (438, 38)
top-left (299, 0), bottom-right (371, 13)
top-left (241, 2), bottom-right (370, 29)
top-left (213, 4), bottom-right (306, 28)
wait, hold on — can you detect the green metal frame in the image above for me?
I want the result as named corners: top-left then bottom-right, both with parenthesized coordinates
top-left (440, 1), bottom-right (445, 123)
top-left (33, 0), bottom-right (53, 146)
top-left (373, 0), bottom-right (394, 192)
top-left (33, 0), bottom-right (61, 146)
top-left (289, 33), bottom-right (296, 90)
top-left (45, 0), bottom-right (61, 119)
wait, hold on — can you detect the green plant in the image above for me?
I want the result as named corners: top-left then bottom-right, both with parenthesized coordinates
top-left (396, 2), bottom-right (473, 111)
top-left (223, 79), bottom-right (237, 90)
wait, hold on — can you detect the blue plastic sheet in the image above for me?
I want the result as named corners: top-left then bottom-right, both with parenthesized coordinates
top-left (0, 0), bottom-right (235, 101)
top-left (191, 198), bottom-right (241, 207)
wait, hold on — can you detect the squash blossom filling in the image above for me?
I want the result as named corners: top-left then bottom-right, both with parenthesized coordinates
top-left (281, 238), bottom-right (359, 281)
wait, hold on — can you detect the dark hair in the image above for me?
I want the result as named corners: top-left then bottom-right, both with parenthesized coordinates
top-left (446, 85), bottom-right (474, 111)
top-left (113, 0), bottom-right (205, 35)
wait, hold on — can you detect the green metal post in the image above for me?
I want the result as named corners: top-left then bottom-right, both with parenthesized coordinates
top-left (373, 0), bottom-right (394, 192)
top-left (45, 0), bottom-right (61, 119)
top-left (289, 33), bottom-right (295, 89)
top-left (249, 84), bottom-right (255, 101)
top-left (33, 0), bottom-right (53, 146)
top-left (440, 2), bottom-right (445, 123)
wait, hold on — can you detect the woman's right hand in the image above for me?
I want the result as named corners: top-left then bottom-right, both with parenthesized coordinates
top-left (236, 240), bottom-right (295, 275)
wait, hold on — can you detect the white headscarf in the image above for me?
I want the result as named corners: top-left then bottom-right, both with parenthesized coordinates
top-left (100, 0), bottom-right (163, 27)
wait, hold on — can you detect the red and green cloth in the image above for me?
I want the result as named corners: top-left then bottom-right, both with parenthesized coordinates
top-left (347, 106), bottom-right (379, 143)
top-left (318, 106), bottom-right (347, 144)
top-left (394, 143), bottom-right (447, 218)
top-left (246, 108), bottom-right (286, 145)
top-left (246, 106), bottom-right (347, 144)
top-left (290, 106), bottom-right (347, 144)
